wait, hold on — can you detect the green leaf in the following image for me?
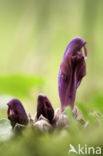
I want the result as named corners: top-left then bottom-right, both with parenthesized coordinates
top-left (0, 74), bottom-right (44, 98)
top-left (0, 119), bottom-right (12, 140)
top-left (65, 107), bottom-right (74, 122)
top-left (65, 107), bottom-right (79, 133)
top-left (78, 102), bottom-right (88, 119)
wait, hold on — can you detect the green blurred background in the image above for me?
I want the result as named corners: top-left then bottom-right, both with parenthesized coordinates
top-left (0, 0), bottom-right (103, 118)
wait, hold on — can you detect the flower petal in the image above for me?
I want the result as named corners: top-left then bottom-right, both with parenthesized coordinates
top-left (64, 37), bottom-right (86, 57)
top-left (7, 99), bottom-right (28, 128)
top-left (58, 37), bottom-right (87, 110)
top-left (37, 94), bottom-right (54, 123)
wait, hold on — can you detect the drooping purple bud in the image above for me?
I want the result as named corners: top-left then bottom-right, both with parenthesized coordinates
top-left (37, 94), bottom-right (54, 123)
top-left (58, 37), bottom-right (87, 110)
top-left (7, 99), bottom-right (28, 128)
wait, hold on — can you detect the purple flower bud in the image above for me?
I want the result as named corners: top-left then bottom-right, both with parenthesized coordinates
top-left (58, 37), bottom-right (87, 110)
top-left (7, 99), bottom-right (28, 128)
top-left (37, 94), bottom-right (54, 123)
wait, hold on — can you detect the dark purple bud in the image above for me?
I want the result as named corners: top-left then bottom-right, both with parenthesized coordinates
top-left (37, 94), bottom-right (54, 123)
top-left (7, 99), bottom-right (28, 128)
top-left (58, 37), bottom-right (87, 110)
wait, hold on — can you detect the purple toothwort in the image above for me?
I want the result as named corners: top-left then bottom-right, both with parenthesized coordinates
top-left (58, 37), bottom-right (87, 110)
top-left (7, 99), bottom-right (28, 128)
top-left (37, 94), bottom-right (54, 123)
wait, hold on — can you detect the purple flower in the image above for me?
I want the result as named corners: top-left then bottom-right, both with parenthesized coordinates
top-left (37, 94), bottom-right (54, 123)
top-left (7, 98), bottom-right (28, 128)
top-left (58, 37), bottom-right (87, 110)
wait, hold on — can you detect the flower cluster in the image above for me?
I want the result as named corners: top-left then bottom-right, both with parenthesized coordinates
top-left (7, 37), bottom-right (87, 131)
